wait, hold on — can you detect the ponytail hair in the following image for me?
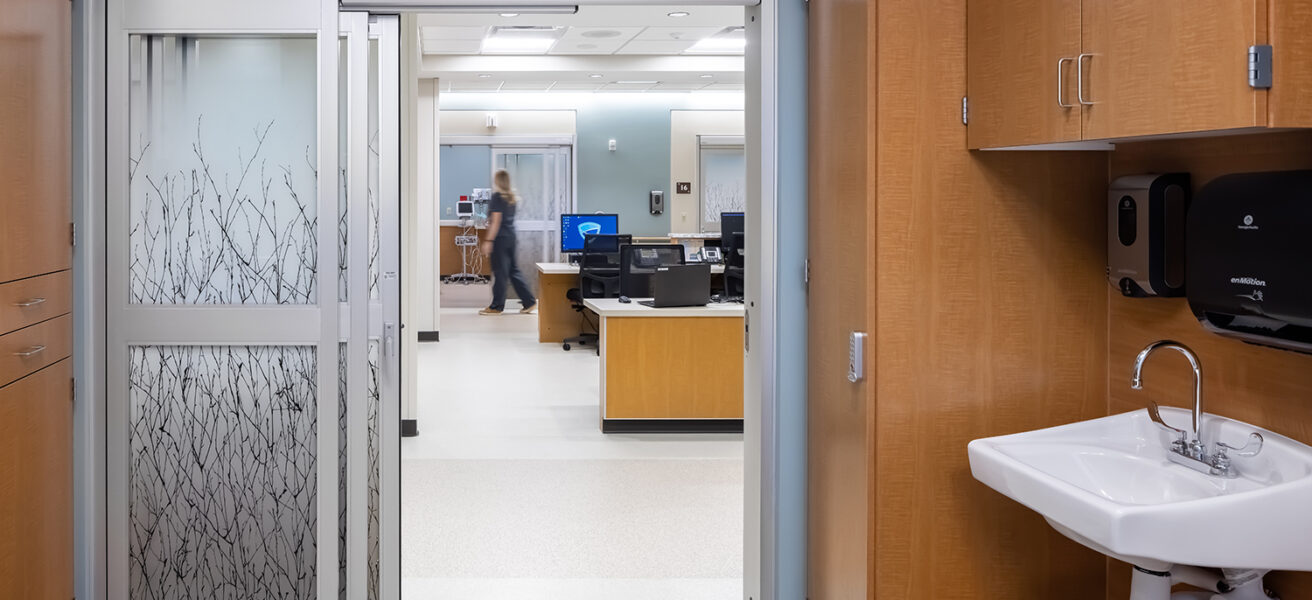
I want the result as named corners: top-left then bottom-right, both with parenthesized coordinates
top-left (493, 169), bottom-right (518, 205)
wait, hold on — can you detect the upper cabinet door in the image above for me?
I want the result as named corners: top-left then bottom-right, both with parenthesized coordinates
top-left (1081, 0), bottom-right (1266, 140)
top-left (0, 0), bottom-right (72, 283)
top-left (967, 0), bottom-right (1083, 149)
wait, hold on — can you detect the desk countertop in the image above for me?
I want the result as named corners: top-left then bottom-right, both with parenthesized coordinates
top-left (537, 262), bottom-right (726, 275)
top-left (584, 298), bottom-right (745, 318)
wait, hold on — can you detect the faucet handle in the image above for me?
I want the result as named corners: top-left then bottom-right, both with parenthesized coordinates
top-left (1148, 401), bottom-right (1188, 442)
top-left (1216, 432), bottom-right (1264, 458)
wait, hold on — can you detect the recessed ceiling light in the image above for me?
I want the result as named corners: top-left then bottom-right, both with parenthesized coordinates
top-left (700, 74), bottom-right (714, 78)
top-left (616, 80), bottom-right (658, 85)
top-left (482, 26), bottom-right (564, 54)
top-left (499, 12), bottom-right (519, 17)
top-left (667, 11), bottom-right (690, 17)
top-left (588, 73), bottom-right (603, 78)
top-left (581, 30), bottom-right (622, 39)
top-left (478, 73), bottom-right (493, 78)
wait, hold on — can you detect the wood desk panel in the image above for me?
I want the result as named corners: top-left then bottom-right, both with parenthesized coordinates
top-left (536, 270), bottom-right (580, 344)
top-left (602, 316), bottom-right (743, 420)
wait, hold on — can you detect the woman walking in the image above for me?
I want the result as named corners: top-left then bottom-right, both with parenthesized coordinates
top-left (480, 169), bottom-right (537, 315)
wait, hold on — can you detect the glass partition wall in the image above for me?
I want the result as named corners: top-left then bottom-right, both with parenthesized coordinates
top-left (107, 3), bottom-right (398, 598)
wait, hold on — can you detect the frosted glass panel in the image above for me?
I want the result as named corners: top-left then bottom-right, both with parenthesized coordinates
top-left (128, 37), bottom-right (319, 304)
top-left (128, 345), bottom-right (317, 598)
top-left (699, 146), bottom-right (747, 233)
top-left (337, 342), bottom-right (381, 600)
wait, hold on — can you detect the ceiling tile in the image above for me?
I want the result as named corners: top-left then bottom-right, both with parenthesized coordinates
top-left (549, 81), bottom-right (604, 91)
top-left (499, 81), bottom-right (555, 91)
top-left (421, 26), bottom-right (487, 40)
top-left (423, 39), bottom-right (482, 54)
top-left (599, 82), bottom-right (657, 91)
top-left (449, 80), bottom-right (503, 92)
top-left (632, 26), bottom-right (722, 42)
top-left (614, 40), bottom-right (696, 55)
top-left (651, 81), bottom-right (709, 91)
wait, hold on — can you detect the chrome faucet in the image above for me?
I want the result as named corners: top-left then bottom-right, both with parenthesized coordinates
top-left (1130, 340), bottom-right (1262, 478)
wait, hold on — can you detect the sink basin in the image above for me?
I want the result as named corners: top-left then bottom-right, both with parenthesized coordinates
top-left (968, 407), bottom-right (1312, 572)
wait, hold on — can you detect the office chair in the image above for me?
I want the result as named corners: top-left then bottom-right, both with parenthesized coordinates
top-left (563, 234), bottom-right (630, 353)
top-left (722, 231), bottom-right (745, 299)
top-left (619, 243), bottom-right (686, 298)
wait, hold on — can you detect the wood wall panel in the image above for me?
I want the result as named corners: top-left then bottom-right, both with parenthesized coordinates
top-left (1106, 130), bottom-right (1312, 600)
top-left (872, 0), bottom-right (1110, 598)
top-left (807, 0), bottom-right (876, 596)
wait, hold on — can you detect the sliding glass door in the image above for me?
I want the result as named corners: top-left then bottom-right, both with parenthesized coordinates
top-left (493, 146), bottom-right (572, 290)
top-left (106, 2), bottom-right (398, 598)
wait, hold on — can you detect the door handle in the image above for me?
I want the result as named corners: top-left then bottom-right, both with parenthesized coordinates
top-left (1076, 53), bottom-right (1096, 106)
top-left (1057, 57), bottom-right (1075, 108)
top-left (13, 297), bottom-right (46, 307)
top-left (384, 322), bottom-right (397, 358)
top-left (13, 345), bottom-right (46, 358)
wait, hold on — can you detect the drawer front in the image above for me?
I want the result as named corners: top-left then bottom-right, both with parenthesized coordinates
top-left (0, 270), bottom-right (72, 336)
top-left (0, 359), bottom-right (73, 598)
top-left (0, 315), bottom-right (71, 388)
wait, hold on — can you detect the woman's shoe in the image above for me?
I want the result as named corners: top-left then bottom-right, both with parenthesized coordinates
top-left (519, 303), bottom-right (537, 314)
top-left (478, 307), bottom-right (502, 316)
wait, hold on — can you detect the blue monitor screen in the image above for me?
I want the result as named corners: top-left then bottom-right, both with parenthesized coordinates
top-left (561, 214), bottom-right (619, 252)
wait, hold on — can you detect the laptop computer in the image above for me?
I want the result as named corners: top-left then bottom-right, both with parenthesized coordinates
top-left (639, 264), bottom-right (711, 308)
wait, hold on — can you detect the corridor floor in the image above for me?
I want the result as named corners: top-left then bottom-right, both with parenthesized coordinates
top-left (401, 308), bottom-right (745, 599)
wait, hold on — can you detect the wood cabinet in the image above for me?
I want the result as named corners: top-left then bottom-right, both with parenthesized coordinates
top-left (0, 0), bottom-right (74, 592)
top-left (1081, 0), bottom-right (1265, 140)
top-left (967, 0), bottom-right (1083, 148)
top-left (968, 0), bottom-right (1312, 148)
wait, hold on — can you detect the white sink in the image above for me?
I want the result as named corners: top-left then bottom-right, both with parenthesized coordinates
top-left (968, 407), bottom-right (1312, 572)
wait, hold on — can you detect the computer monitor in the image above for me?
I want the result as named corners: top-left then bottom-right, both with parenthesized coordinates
top-left (581, 233), bottom-right (631, 269)
top-left (619, 244), bottom-right (685, 297)
top-left (456, 200), bottom-right (473, 217)
top-left (720, 212), bottom-right (745, 267)
top-left (561, 213), bottom-right (620, 253)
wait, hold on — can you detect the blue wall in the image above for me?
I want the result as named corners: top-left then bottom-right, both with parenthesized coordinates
top-left (438, 145), bottom-right (491, 218)
top-left (574, 105), bottom-right (670, 236)
top-left (438, 94), bottom-right (743, 238)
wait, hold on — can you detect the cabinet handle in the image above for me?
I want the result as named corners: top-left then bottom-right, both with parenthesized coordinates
top-left (1057, 57), bottom-right (1075, 108)
top-left (1077, 53), bottom-right (1096, 105)
top-left (13, 345), bottom-right (46, 358)
top-left (13, 297), bottom-right (46, 307)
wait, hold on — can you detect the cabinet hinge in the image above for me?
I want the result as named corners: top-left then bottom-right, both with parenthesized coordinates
top-left (1248, 45), bottom-right (1273, 89)
top-left (961, 97), bottom-right (969, 125)
top-left (71, 378), bottom-right (75, 403)
top-left (804, 258), bottom-right (810, 285)
top-left (70, 222), bottom-right (76, 247)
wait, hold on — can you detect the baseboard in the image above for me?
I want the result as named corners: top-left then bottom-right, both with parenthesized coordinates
top-left (601, 419), bottom-right (744, 434)
top-left (418, 331), bottom-right (439, 342)
top-left (401, 419), bottom-right (419, 437)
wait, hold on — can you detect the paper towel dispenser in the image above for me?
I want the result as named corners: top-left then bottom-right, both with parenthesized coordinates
top-left (1187, 170), bottom-right (1312, 354)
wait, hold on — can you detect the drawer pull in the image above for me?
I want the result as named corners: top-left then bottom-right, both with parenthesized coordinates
top-left (13, 297), bottom-right (47, 307)
top-left (13, 345), bottom-right (46, 358)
